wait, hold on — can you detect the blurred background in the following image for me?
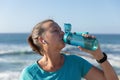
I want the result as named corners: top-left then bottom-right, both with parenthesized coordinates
top-left (0, 0), bottom-right (120, 80)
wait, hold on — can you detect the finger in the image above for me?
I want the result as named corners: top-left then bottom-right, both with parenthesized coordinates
top-left (91, 35), bottom-right (96, 38)
top-left (78, 46), bottom-right (82, 51)
top-left (82, 34), bottom-right (96, 39)
top-left (82, 34), bottom-right (88, 37)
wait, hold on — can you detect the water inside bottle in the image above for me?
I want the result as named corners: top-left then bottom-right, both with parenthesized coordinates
top-left (84, 37), bottom-right (98, 50)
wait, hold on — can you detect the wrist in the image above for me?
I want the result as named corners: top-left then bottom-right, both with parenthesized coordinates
top-left (96, 52), bottom-right (107, 64)
top-left (94, 52), bottom-right (104, 60)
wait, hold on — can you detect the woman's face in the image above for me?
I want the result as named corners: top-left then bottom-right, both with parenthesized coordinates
top-left (42, 21), bottom-right (65, 50)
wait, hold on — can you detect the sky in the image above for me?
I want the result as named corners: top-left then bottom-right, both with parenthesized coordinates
top-left (0, 0), bottom-right (120, 34)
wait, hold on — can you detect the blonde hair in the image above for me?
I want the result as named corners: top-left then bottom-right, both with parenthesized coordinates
top-left (28, 19), bottom-right (55, 55)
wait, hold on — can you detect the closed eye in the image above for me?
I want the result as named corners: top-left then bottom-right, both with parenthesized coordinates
top-left (53, 30), bottom-right (58, 32)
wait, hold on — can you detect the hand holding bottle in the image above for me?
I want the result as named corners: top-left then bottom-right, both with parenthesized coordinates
top-left (78, 34), bottom-right (104, 60)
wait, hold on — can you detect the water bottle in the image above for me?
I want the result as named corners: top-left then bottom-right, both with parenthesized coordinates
top-left (63, 23), bottom-right (98, 51)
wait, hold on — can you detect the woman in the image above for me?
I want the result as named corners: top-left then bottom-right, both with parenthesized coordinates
top-left (20, 19), bottom-right (118, 80)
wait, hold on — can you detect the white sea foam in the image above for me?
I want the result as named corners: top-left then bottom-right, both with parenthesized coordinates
top-left (101, 44), bottom-right (120, 52)
top-left (0, 44), bottom-right (31, 54)
top-left (0, 71), bottom-right (20, 80)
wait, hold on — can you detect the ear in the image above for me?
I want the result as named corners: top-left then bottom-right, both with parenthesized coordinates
top-left (38, 36), bottom-right (44, 44)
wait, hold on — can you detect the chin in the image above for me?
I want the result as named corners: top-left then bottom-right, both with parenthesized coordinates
top-left (56, 40), bottom-right (65, 50)
top-left (60, 43), bottom-right (65, 49)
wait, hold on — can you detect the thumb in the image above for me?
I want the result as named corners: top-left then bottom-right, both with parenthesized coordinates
top-left (78, 46), bottom-right (92, 53)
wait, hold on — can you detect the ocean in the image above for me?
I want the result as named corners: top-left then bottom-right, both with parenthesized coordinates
top-left (0, 33), bottom-right (120, 80)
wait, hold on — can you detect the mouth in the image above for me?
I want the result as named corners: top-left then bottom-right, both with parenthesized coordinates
top-left (61, 36), bottom-right (64, 41)
top-left (59, 35), bottom-right (64, 42)
top-left (61, 38), bottom-right (64, 42)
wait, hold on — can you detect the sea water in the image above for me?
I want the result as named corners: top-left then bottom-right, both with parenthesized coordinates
top-left (0, 33), bottom-right (120, 80)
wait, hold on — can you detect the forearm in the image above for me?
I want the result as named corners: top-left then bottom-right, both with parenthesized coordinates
top-left (78, 41), bottom-right (119, 80)
top-left (100, 60), bottom-right (119, 80)
top-left (91, 51), bottom-right (119, 80)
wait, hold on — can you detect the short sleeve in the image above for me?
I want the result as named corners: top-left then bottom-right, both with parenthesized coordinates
top-left (80, 57), bottom-right (93, 77)
top-left (19, 67), bottom-right (33, 80)
top-left (68, 54), bottom-right (93, 78)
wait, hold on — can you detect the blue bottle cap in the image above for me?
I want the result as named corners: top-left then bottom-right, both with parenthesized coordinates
top-left (64, 23), bottom-right (71, 33)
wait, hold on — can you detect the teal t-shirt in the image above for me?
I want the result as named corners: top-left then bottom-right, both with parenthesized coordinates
top-left (19, 54), bottom-right (92, 80)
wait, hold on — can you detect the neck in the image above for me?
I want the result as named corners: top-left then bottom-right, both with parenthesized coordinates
top-left (39, 49), bottom-right (64, 71)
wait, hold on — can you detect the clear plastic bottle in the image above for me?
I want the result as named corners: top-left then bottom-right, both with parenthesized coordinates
top-left (63, 23), bottom-right (98, 51)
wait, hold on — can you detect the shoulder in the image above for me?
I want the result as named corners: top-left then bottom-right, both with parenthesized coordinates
top-left (19, 62), bottom-right (38, 80)
top-left (63, 53), bottom-right (93, 68)
top-left (24, 62), bottom-right (38, 75)
top-left (62, 54), bottom-right (93, 77)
